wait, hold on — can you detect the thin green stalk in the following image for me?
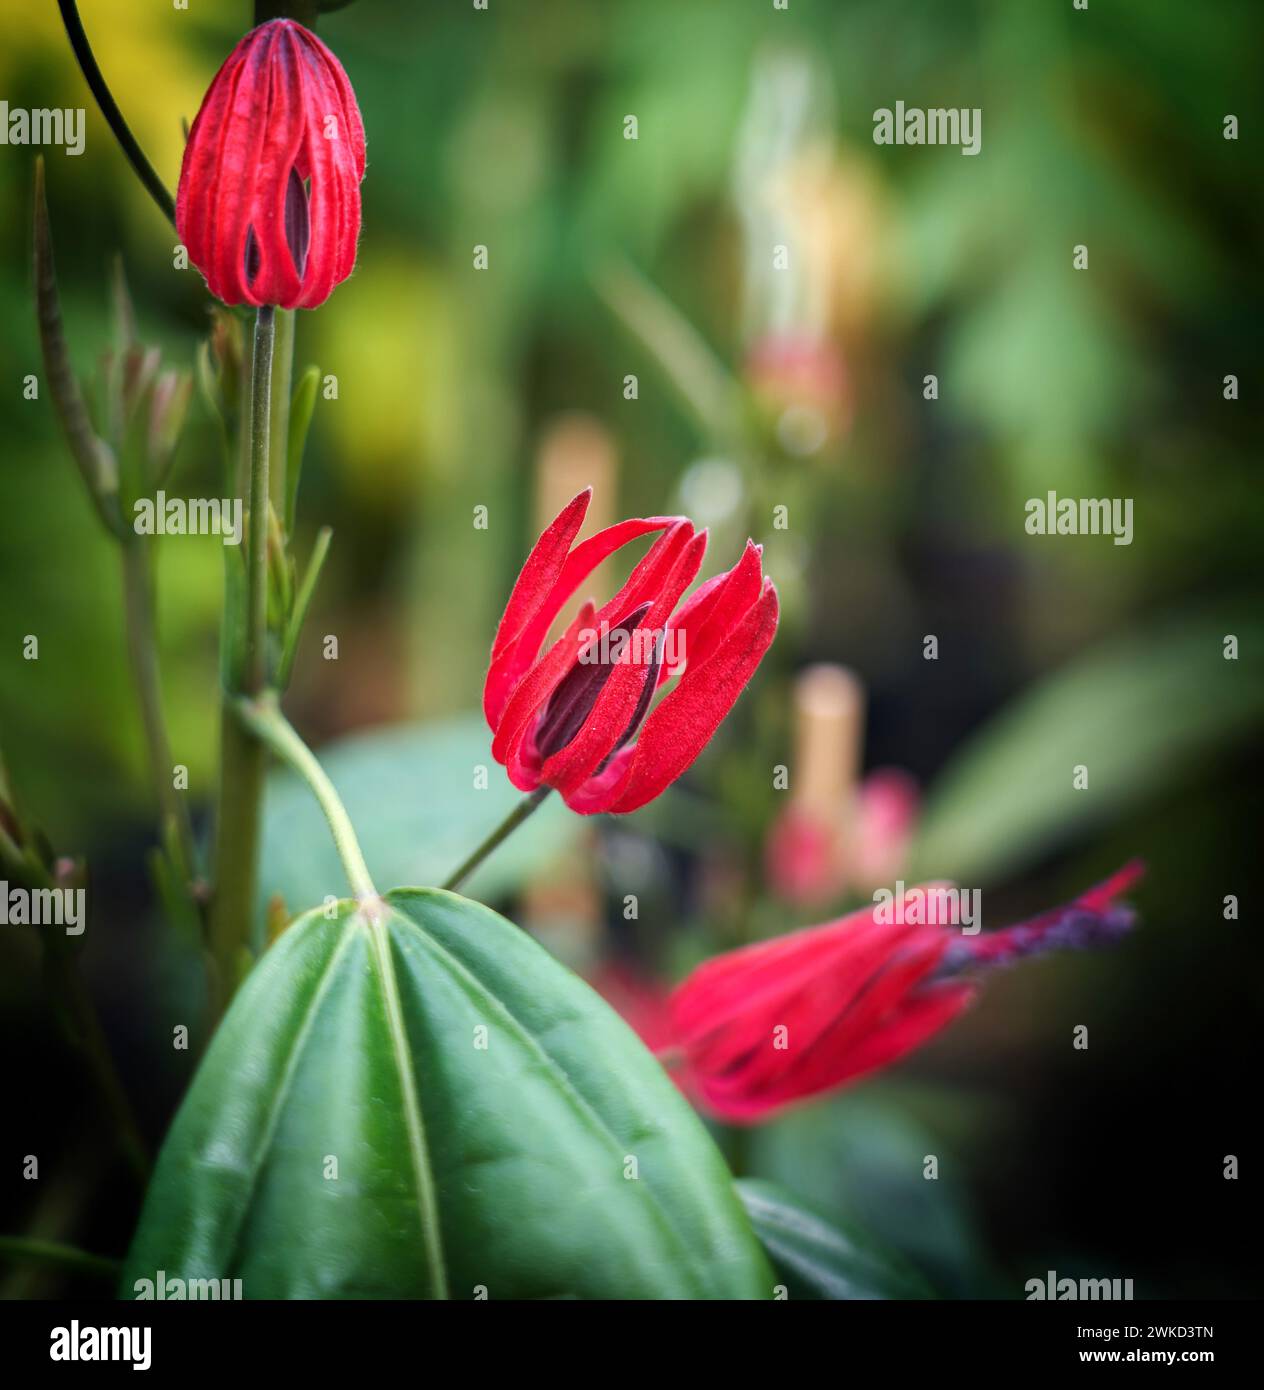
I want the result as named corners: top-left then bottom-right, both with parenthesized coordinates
top-left (440, 789), bottom-right (551, 892)
top-left (245, 306), bottom-right (276, 695)
top-left (208, 306), bottom-right (277, 1011)
top-left (236, 694), bottom-right (376, 902)
top-left (0, 1236), bottom-right (120, 1283)
top-left (56, 0), bottom-right (175, 226)
top-left (120, 538), bottom-right (197, 883)
top-left (207, 711), bottom-right (266, 1007)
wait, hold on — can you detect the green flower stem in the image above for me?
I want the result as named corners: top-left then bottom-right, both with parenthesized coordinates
top-left (236, 694), bottom-right (377, 902)
top-left (0, 1236), bottom-right (120, 1283)
top-left (440, 788), bottom-right (552, 892)
top-left (268, 309), bottom-right (295, 520)
top-left (207, 710), bottom-right (265, 1008)
top-left (245, 306), bottom-right (276, 696)
top-left (120, 537), bottom-right (197, 884)
top-left (55, 1), bottom-right (175, 227)
top-left (208, 306), bottom-right (277, 1012)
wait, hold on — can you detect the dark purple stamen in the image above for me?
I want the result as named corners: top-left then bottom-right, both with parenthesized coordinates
top-left (243, 225), bottom-right (261, 287)
top-left (535, 603), bottom-right (658, 762)
top-left (936, 905), bottom-right (1136, 979)
top-left (284, 167), bottom-right (311, 279)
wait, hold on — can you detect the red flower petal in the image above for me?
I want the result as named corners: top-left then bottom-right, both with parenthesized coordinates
top-left (599, 577), bottom-right (778, 813)
top-left (176, 20), bottom-right (365, 310)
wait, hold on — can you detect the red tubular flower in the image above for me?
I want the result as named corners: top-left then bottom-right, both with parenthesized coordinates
top-left (176, 19), bottom-right (366, 310)
top-left (484, 488), bottom-right (778, 814)
top-left (619, 862), bottom-right (1144, 1123)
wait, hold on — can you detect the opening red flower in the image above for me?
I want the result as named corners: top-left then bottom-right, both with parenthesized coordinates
top-left (485, 488), bottom-right (779, 814)
top-left (176, 19), bottom-right (366, 310)
top-left (600, 862), bottom-right (1144, 1123)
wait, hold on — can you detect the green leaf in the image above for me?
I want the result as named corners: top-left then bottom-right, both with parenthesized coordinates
top-left (736, 1179), bottom-right (934, 1300)
top-left (912, 608), bottom-right (1264, 885)
top-left (123, 889), bottom-right (771, 1299)
top-left (285, 365), bottom-right (320, 535)
top-left (256, 715), bottom-right (578, 928)
top-left (276, 525), bottom-right (332, 690)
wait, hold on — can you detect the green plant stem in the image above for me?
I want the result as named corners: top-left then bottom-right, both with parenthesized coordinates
top-left (56, 0), bottom-right (175, 226)
top-left (120, 538), bottom-right (197, 883)
top-left (236, 694), bottom-right (377, 902)
top-left (245, 306), bottom-right (276, 695)
top-left (207, 711), bottom-right (265, 1007)
top-left (0, 1235), bottom-right (120, 1282)
top-left (440, 789), bottom-right (551, 892)
top-left (268, 309), bottom-right (295, 519)
top-left (208, 306), bottom-right (277, 1012)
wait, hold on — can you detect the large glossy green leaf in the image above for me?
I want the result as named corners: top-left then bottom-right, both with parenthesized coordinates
top-left (123, 888), bottom-right (771, 1299)
top-left (911, 609), bottom-right (1264, 884)
top-left (256, 716), bottom-right (578, 933)
top-left (736, 1179), bottom-right (934, 1301)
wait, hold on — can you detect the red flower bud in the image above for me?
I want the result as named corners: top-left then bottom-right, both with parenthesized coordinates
top-left (485, 489), bottom-right (779, 814)
top-left (605, 863), bottom-right (1143, 1123)
top-left (176, 19), bottom-right (366, 310)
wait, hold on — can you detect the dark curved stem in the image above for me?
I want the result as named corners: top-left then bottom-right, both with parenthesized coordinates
top-left (56, 0), bottom-right (176, 226)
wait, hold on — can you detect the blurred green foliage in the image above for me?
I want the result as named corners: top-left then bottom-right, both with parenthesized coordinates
top-left (1, 0), bottom-right (1260, 1297)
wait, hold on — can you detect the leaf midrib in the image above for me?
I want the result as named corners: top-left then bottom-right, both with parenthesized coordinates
top-left (387, 889), bottom-right (722, 1297)
top-left (365, 909), bottom-right (450, 1300)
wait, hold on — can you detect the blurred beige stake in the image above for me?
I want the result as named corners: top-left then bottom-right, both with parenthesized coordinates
top-left (792, 662), bottom-right (864, 868)
top-left (534, 412), bottom-right (618, 638)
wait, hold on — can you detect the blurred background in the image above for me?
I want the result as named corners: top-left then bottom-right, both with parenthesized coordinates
top-left (1, 0), bottom-right (1260, 1297)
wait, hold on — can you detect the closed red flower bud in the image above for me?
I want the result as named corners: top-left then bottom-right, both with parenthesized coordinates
top-left (484, 488), bottom-right (779, 814)
top-left (620, 862), bottom-right (1144, 1123)
top-left (176, 19), bottom-right (366, 310)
